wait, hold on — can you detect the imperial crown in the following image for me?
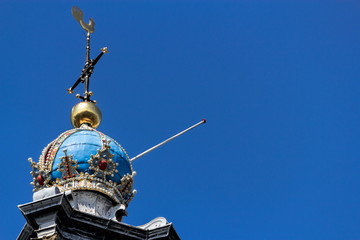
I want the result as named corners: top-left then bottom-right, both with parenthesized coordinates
top-left (29, 124), bottom-right (136, 207)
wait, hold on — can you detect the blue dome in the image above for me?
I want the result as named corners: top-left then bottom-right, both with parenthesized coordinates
top-left (48, 129), bottom-right (132, 183)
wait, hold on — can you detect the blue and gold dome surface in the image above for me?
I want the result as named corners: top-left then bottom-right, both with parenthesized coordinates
top-left (30, 121), bottom-right (136, 206)
top-left (49, 128), bottom-right (132, 183)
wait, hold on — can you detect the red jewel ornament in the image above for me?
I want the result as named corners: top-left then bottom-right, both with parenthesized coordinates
top-left (99, 159), bottom-right (108, 170)
top-left (36, 175), bottom-right (45, 186)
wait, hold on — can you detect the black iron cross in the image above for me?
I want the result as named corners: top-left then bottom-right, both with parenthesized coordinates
top-left (67, 7), bottom-right (108, 102)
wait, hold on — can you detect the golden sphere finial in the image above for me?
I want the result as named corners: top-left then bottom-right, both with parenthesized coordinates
top-left (71, 101), bottom-right (102, 128)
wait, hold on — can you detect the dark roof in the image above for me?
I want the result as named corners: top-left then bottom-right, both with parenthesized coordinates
top-left (18, 193), bottom-right (180, 240)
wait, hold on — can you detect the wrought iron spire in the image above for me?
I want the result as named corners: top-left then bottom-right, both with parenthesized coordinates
top-left (67, 6), bottom-right (108, 103)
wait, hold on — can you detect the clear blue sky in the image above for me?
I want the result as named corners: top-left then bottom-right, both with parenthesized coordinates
top-left (1, 1), bottom-right (360, 239)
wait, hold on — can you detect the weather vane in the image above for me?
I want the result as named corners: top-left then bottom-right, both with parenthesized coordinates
top-left (67, 6), bottom-right (108, 103)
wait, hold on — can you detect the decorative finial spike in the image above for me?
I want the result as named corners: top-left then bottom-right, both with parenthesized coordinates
top-left (67, 6), bottom-right (108, 104)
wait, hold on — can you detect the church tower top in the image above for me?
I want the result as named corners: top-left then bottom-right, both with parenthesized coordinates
top-left (19, 6), bottom-right (205, 240)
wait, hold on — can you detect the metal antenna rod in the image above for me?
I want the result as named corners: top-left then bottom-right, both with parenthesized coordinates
top-left (130, 119), bottom-right (206, 162)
